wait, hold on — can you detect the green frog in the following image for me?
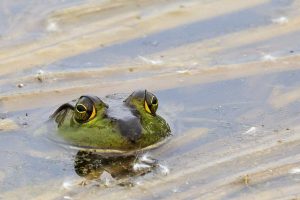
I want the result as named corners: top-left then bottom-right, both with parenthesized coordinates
top-left (50, 90), bottom-right (171, 156)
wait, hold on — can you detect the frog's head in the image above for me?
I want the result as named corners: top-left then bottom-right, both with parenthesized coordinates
top-left (50, 90), bottom-right (171, 155)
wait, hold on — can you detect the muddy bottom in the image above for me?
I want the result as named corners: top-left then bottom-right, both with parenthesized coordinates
top-left (1, 0), bottom-right (300, 199)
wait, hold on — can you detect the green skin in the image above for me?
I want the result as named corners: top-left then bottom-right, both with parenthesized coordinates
top-left (51, 90), bottom-right (171, 152)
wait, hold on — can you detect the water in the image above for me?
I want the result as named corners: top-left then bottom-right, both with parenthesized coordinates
top-left (1, 0), bottom-right (300, 199)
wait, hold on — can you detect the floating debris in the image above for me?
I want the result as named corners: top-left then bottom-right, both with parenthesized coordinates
top-left (17, 83), bottom-right (24, 88)
top-left (138, 56), bottom-right (163, 65)
top-left (35, 70), bottom-right (45, 82)
top-left (272, 16), bottom-right (288, 25)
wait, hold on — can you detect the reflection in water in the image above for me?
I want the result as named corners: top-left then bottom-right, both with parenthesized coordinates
top-left (74, 151), bottom-right (157, 184)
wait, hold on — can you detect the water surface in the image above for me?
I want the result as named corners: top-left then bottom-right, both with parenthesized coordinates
top-left (1, 0), bottom-right (300, 199)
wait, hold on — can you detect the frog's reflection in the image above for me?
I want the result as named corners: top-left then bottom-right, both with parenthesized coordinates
top-left (74, 151), bottom-right (156, 181)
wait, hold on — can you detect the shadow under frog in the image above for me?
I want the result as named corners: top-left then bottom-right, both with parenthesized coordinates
top-left (50, 90), bottom-right (171, 184)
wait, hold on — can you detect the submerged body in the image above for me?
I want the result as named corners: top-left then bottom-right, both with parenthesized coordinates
top-left (51, 90), bottom-right (171, 155)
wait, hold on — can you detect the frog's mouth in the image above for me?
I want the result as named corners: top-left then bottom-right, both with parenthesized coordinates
top-left (67, 136), bottom-right (171, 156)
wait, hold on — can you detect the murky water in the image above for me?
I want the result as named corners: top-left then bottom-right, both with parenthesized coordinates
top-left (1, 0), bottom-right (300, 199)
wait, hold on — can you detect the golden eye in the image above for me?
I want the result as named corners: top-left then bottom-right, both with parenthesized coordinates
top-left (144, 90), bottom-right (158, 115)
top-left (89, 105), bottom-right (96, 120)
top-left (144, 100), bottom-right (152, 114)
top-left (74, 96), bottom-right (96, 123)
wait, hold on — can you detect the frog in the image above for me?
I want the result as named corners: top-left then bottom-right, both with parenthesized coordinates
top-left (50, 90), bottom-right (171, 156)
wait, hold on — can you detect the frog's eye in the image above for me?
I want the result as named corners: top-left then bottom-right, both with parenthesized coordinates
top-left (144, 90), bottom-right (158, 115)
top-left (74, 96), bottom-right (96, 123)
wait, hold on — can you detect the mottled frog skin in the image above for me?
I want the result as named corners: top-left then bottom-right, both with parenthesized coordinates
top-left (50, 90), bottom-right (171, 154)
